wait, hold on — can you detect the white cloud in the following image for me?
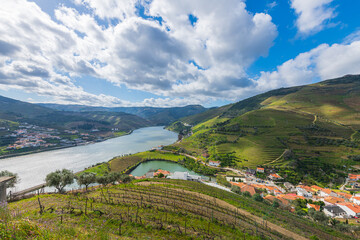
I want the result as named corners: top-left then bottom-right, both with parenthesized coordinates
top-left (74, 0), bottom-right (138, 20)
top-left (0, 0), bottom-right (279, 107)
top-left (257, 40), bottom-right (360, 90)
top-left (290, 0), bottom-right (336, 35)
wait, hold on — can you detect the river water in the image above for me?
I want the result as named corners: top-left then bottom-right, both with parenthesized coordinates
top-left (0, 126), bottom-right (178, 191)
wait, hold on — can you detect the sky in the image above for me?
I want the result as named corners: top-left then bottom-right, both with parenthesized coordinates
top-left (0, 0), bottom-right (360, 108)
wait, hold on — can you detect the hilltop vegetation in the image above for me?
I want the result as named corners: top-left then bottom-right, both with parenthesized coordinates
top-left (170, 75), bottom-right (360, 185)
top-left (3, 179), bottom-right (354, 239)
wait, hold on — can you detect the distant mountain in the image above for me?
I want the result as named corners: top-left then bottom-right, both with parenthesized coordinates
top-left (39, 104), bottom-right (207, 125)
top-left (0, 95), bottom-right (151, 132)
top-left (171, 74), bottom-right (360, 185)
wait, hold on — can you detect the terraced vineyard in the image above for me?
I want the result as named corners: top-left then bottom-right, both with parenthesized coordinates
top-left (169, 75), bottom-right (360, 184)
top-left (5, 179), bottom-right (355, 239)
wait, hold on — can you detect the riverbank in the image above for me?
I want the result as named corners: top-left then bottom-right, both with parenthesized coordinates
top-left (0, 130), bottom-right (133, 160)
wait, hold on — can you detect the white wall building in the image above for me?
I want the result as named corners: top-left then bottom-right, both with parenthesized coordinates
top-left (323, 206), bottom-right (346, 218)
top-left (296, 187), bottom-right (312, 198)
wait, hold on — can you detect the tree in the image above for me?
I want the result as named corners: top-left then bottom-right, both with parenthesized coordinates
top-left (45, 169), bottom-right (74, 193)
top-left (76, 172), bottom-right (96, 191)
top-left (96, 174), bottom-right (112, 188)
top-left (272, 200), bottom-right (280, 208)
top-left (118, 174), bottom-right (133, 183)
top-left (243, 191), bottom-right (251, 197)
top-left (252, 193), bottom-right (263, 202)
top-left (0, 170), bottom-right (18, 188)
top-left (231, 185), bottom-right (241, 194)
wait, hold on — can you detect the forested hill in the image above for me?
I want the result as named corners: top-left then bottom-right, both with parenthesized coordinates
top-left (170, 74), bottom-right (360, 185)
top-left (39, 103), bottom-right (207, 125)
top-left (0, 95), bottom-right (151, 132)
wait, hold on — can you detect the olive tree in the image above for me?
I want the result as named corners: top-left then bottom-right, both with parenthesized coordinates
top-left (45, 169), bottom-right (74, 193)
top-left (76, 172), bottom-right (96, 191)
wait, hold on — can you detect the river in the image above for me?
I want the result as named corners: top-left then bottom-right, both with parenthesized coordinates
top-left (0, 126), bottom-right (178, 191)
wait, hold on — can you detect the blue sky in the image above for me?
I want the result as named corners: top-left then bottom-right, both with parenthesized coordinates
top-left (0, 0), bottom-right (360, 107)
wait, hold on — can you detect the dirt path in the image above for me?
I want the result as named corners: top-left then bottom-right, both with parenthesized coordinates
top-left (136, 181), bottom-right (308, 240)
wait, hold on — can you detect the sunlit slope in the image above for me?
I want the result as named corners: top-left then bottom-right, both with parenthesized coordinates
top-left (173, 75), bottom-right (360, 168)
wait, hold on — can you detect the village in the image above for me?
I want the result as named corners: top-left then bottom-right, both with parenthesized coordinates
top-left (1, 123), bottom-right (100, 152)
top-left (132, 158), bottom-right (360, 221)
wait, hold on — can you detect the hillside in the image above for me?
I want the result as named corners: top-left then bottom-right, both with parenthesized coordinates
top-left (39, 103), bottom-right (207, 125)
top-left (170, 75), bottom-right (360, 185)
top-left (0, 95), bottom-right (151, 132)
top-left (4, 179), bottom-right (352, 239)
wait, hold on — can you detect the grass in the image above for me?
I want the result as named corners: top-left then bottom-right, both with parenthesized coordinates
top-left (82, 163), bottom-right (110, 176)
top-left (112, 131), bottom-right (128, 137)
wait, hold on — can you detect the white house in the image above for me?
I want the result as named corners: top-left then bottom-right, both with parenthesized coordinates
top-left (336, 203), bottom-right (360, 218)
top-left (296, 187), bottom-right (312, 198)
top-left (168, 172), bottom-right (201, 181)
top-left (209, 161), bottom-right (221, 167)
top-left (323, 206), bottom-right (346, 218)
top-left (351, 196), bottom-right (360, 205)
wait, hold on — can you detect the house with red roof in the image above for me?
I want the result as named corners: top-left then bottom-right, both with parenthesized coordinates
top-left (351, 196), bottom-right (360, 205)
top-left (268, 173), bottom-right (283, 181)
top-left (307, 203), bottom-right (321, 211)
top-left (348, 174), bottom-right (360, 181)
top-left (256, 167), bottom-right (264, 173)
top-left (337, 192), bottom-right (352, 200)
top-left (336, 202), bottom-right (360, 217)
top-left (324, 196), bottom-right (345, 206)
top-left (154, 169), bottom-right (170, 177)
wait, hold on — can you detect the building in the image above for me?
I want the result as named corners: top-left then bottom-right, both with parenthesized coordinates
top-left (268, 173), bottom-right (282, 181)
top-left (318, 188), bottom-right (335, 197)
top-left (0, 176), bottom-right (15, 203)
top-left (296, 187), bottom-right (313, 198)
top-left (283, 182), bottom-right (295, 192)
top-left (154, 169), bottom-right (170, 177)
top-left (351, 196), bottom-right (360, 205)
top-left (256, 167), bottom-right (264, 173)
top-left (307, 203), bottom-right (321, 211)
top-left (168, 172), bottom-right (201, 181)
top-left (323, 196), bottom-right (345, 206)
top-left (323, 206), bottom-right (346, 218)
top-left (348, 174), bottom-right (360, 181)
top-left (337, 192), bottom-right (352, 201)
top-left (336, 203), bottom-right (360, 217)
top-left (209, 161), bottom-right (221, 167)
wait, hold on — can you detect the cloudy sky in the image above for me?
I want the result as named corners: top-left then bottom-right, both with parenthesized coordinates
top-left (0, 0), bottom-right (359, 107)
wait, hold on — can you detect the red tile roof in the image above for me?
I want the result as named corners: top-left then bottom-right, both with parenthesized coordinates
top-left (307, 203), bottom-right (321, 211)
top-left (324, 196), bottom-right (345, 205)
top-left (337, 202), bottom-right (360, 213)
